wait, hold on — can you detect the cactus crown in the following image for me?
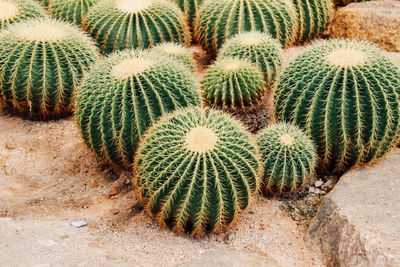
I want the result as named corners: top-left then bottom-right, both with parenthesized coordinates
top-left (0, 0), bottom-right (46, 29)
top-left (274, 39), bottom-right (400, 174)
top-left (75, 49), bottom-right (201, 167)
top-left (49, 0), bottom-right (99, 27)
top-left (257, 123), bottom-right (317, 194)
top-left (201, 57), bottom-right (265, 109)
top-left (152, 42), bottom-right (196, 72)
top-left (135, 107), bottom-right (260, 235)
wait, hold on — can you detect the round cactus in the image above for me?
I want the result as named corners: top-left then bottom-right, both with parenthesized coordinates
top-left (292, 0), bottom-right (334, 43)
top-left (219, 31), bottom-right (284, 86)
top-left (257, 123), bottom-right (317, 194)
top-left (83, 0), bottom-right (189, 54)
top-left (37, 0), bottom-right (49, 6)
top-left (201, 57), bottom-right (265, 109)
top-left (0, 0), bottom-right (46, 29)
top-left (152, 42), bottom-right (195, 72)
top-left (194, 0), bottom-right (298, 55)
top-left (171, 0), bottom-right (203, 27)
top-left (75, 49), bottom-right (201, 167)
top-left (49, 0), bottom-right (99, 27)
top-left (0, 18), bottom-right (99, 119)
top-left (274, 39), bottom-right (400, 174)
top-left (135, 107), bottom-right (260, 235)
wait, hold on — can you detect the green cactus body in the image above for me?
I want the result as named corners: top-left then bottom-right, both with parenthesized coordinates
top-left (135, 107), bottom-right (260, 235)
top-left (152, 42), bottom-right (196, 72)
top-left (257, 123), bottom-right (317, 194)
top-left (292, 0), bottom-right (333, 43)
top-left (171, 0), bottom-right (203, 27)
top-left (49, 0), bottom-right (99, 27)
top-left (0, 0), bottom-right (46, 29)
top-left (274, 39), bottom-right (400, 174)
top-left (219, 31), bottom-right (284, 86)
top-left (83, 0), bottom-right (189, 54)
top-left (201, 57), bottom-right (265, 109)
top-left (37, 0), bottom-right (49, 7)
top-left (75, 49), bottom-right (201, 167)
top-left (194, 0), bottom-right (298, 55)
top-left (0, 18), bottom-right (99, 119)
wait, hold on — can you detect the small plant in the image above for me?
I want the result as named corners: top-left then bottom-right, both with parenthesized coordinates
top-left (135, 107), bottom-right (260, 235)
top-left (194, 0), bottom-right (298, 55)
top-left (201, 57), bottom-right (265, 109)
top-left (274, 39), bottom-right (400, 174)
top-left (292, 0), bottom-right (334, 43)
top-left (0, 18), bottom-right (99, 119)
top-left (0, 0), bottom-right (46, 29)
top-left (152, 42), bottom-right (196, 72)
top-left (75, 49), bottom-right (201, 167)
top-left (257, 123), bottom-right (317, 194)
top-left (219, 31), bottom-right (284, 86)
top-left (171, 0), bottom-right (203, 27)
top-left (49, 0), bottom-right (99, 27)
top-left (83, 0), bottom-right (189, 54)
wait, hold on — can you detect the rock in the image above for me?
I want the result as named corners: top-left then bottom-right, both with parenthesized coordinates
top-left (330, 1), bottom-right (400, 52)
top-left (179, 249), bottom-right (280, 267)
top-left (307, 149), bottom-right (400, 267)
top-left (314, 181), bottom-right (323, 188)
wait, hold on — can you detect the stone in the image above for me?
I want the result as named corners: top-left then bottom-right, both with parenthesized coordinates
top-left (330, 1), bottom-right (400, 52)
top-left (307, 149), bottom-right (400, 267)
top-left (314, 181), bottom-right (323, 188)
top-left (178, 249), bottom-right (280, 267)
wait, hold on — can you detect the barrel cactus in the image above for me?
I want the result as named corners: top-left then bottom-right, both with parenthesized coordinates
top-left (201, 57), bottom-right (265, 109)
top-left (0, 0), bottom-right (46, 29)
top-left (135, 107), bottom-right (260, 235)
top-left (219, 31), bottom-right (284, 86)
top-left (37, 0), bottom-right (49, 6)
top-left (274, 39), bottom-right (400, 174)
top-left (257, 123), bottom-right (317, 194)
top-left (171, 0), bottom-right (203, 27)
top-left (0, 18), bottom-right (99, 119)
top-left (292, 0), bottom-right (334, 43)
top-left (152, 42), bottom-right (195, 72)
top-left (49, 0), bottom-right (99, 27)
top-left (194, 0), bottom-right (298, 55)
top-left (83, 0), bottom-right (189, 54)
top-left (75, 49), bottom-right (201, 167)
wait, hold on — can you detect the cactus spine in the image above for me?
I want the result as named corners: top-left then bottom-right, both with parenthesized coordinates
top-left (0, 18), bottom-right (99, 119)
top-left (49, 0), bottom-right (99, 27)
top-left (135, 107), bottom-right (260, 235)
top-left (201, 57), bottom-right (265, 109)
top-left (257, 123), bottom-right (317, 194)
top-left (152, 42), bottom-right (196, 72)
top-left (83, 0), bottom-right (189, 54)
top-left (75, 49), bottom-right (201, 167)
top-left (0, 0), bottom-right (46, 29)
top-left (194, 0), bottom-right (298, 55)
top-left (274, 39), bottom-right (400, 174)
top-left (219, 31), bottom-right (284, 86)
top-left (171, 0), bottom-right (203, 27)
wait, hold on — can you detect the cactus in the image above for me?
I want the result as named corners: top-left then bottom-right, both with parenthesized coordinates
top-left (0, 0), bottom-right (46, 29)
top-left (75, 49), bottom-right (201, 167)
top-left (0, 18), bottom-right (99, 119)
top-left (135, 107), bottom-right (260, 235)
top-left (274, 39), bottom-right (400, 174)
top-left (201, 57), bottom-right (265, 109)
top-left (83, 0), bottom-right (189, 55)
top-left (292, 0), bottom-right (334, 43)
top-left (37, 0), bottom-right (49, 6)
top-left (219, 31), bottom-right (284, 86)
top-left (194, 0), bottom-right (298, 55)
top-left (49, 0), bottom-right (99, 27)
top-left (257, 123), bottom-right (317, 194)
top-left (152, 42), bottom-right (196, 72)
top-left (171, 0), bottom-right (203, 27)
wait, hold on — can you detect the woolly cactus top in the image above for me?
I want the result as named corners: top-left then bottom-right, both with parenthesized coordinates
top-left (152, 42), bottom-right (195, 72)
top-left (0, 0), bottom-right (46, 29)
top-left (0, 0), bottom-right (18, 20)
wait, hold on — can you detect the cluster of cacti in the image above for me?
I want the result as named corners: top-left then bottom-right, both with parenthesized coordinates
top-left (194, 0), bottom-right (298, 55)
top-left (201, 57), bottom-right (265, 109)
top-left (257, 123), bottom-right (317, 194)
top-left (49, 0), bottom-right (99, 27)
top-left (83, 0), bottom-right (189, 54)
top-left (135, 107), bottom-right (260, 235)
top-left (0, 18), bottom-right (99, 119)
top-left (75, 49), bottom-right (201, 167)
top-left (219, 31), bottom-right (284, 86)
top-left (0, 0), bottom-right (46, 29)
top-left (334, 0), bottom-right (370, 6)
top-left (292, 0), bottom-right (334, 43)
top-left (274, 39), bottom-right (400, 174)
top-left (171, 0), bottom-right (203, 27)
top-left (152, 42), bottom-right (196, 72)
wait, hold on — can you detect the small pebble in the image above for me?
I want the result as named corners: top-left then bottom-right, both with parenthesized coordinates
top-left (314, 180), bottom-right (323, 188)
